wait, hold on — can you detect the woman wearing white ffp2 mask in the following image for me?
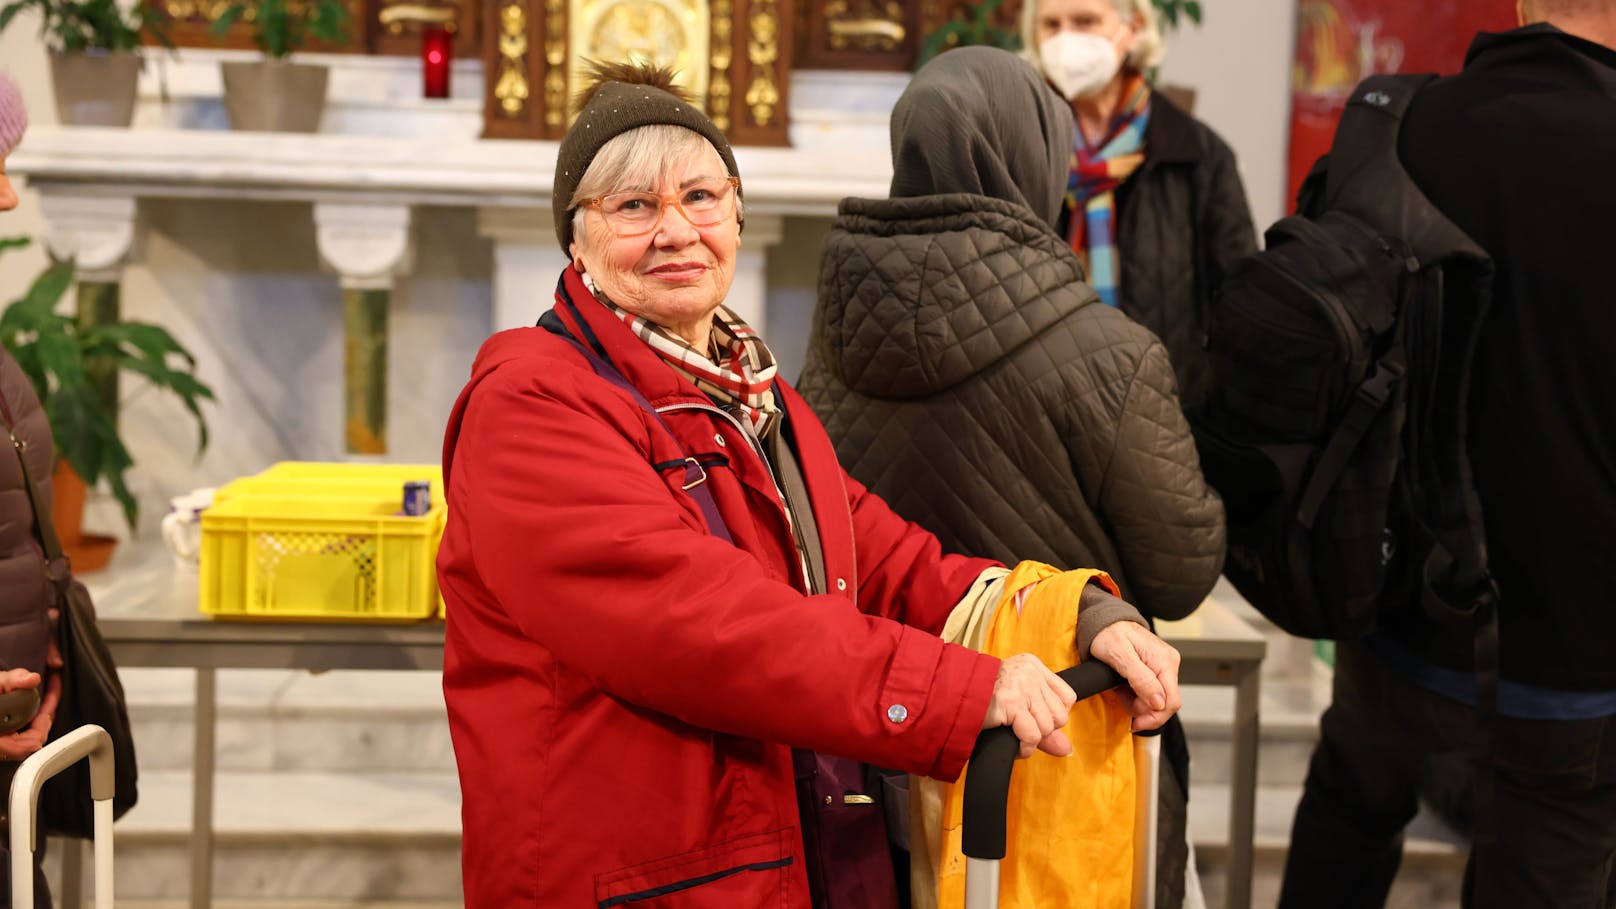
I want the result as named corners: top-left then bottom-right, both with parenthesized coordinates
top-left (1039, 24), bottom-right (1130, 102)
top-left (1021, 0), bottom-right (1256, 418)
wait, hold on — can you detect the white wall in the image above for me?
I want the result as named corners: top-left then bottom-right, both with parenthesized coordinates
top-left (1157, 0), bottom-right (1299, 229)
top-left (1, 21), bottom-right (57, 306)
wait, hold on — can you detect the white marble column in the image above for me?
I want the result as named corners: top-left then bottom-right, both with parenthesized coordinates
top-left (314, 203), bottom-right (415, 293)
top-left (730, 213), bottom-right (785, 336)
top-left (38, 193), bottom-right (138, 283)
top-left (35, 192), bottom-right (140, 538)
top-left (477, 206), bottom-right (572, 332)
top-left (314, 203), bottom-right (415, 455)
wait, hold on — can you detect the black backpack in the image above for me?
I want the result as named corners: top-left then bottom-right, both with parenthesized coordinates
top-left (1192, 74), bottom-right (1498, 642)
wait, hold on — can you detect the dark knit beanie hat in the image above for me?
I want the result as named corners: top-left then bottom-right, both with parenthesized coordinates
top-left (553, 60), bottom-right (741, 253)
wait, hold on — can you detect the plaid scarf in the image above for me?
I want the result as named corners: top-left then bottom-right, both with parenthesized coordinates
top-left (584, 276), bottom-right (782, 438)
top-left (1066, 75), bottom-right (1151, 308)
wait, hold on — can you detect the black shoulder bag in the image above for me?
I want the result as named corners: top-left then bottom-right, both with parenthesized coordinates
top-left (2, 418), bottom-right (139, 837)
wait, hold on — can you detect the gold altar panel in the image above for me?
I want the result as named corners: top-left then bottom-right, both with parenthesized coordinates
top-left (794, 0), bottom-right (1023, 71)
top-left (480, 0), bottom-right (790, 144)
top-left (724, 0), bottom-right (791, 145)
top-left (482, 0), bottom-right (545, 137)
top-left (567, 0), bottom-right (710, 113)
top-left (152, 0), bottom-right (481, 58)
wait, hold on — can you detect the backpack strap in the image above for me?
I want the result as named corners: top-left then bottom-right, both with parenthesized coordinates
top-left (1330, 74), bottom-right (1503, 844)
top-left (1295, 347), bottom-right (1405, 528)
top-left (536, 310), bottom-right (734, 545)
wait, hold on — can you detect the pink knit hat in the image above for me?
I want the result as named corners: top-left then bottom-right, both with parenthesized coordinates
top-left (0, 72), bottom-right (27, 157)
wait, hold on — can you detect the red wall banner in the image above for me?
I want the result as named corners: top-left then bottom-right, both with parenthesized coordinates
top-left (1286, 0), bottom-right (1519, 211)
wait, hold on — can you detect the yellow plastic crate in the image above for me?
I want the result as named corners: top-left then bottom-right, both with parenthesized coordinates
top-left (215, 462), bottom-right (444, 510)
top-left (200, 492), bottom-right (445, 622)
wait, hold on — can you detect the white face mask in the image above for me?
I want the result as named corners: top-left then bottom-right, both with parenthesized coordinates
top-left (1040, 28), bottom-right (1124, 101)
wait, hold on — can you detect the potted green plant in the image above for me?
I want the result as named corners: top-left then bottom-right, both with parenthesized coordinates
top-left (915, 0), bottom-right (1020, 70)
top-left (0, 0), bottom-right (169, 126)
top-left (211, 0), bottom-right (349, 132)
top-left (0, 237), bottom-right (214, 569)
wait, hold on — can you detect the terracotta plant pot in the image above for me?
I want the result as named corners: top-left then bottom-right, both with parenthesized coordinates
top-left (49, 51), bottom-right (142, 127)
top-left (50, 461), bottom-right (118, 573)
top-left (220, 60), bottom-right (329, 133)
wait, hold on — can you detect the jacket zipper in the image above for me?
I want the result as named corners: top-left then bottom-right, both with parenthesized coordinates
top-left (656, 401), bottom-right (818, 595)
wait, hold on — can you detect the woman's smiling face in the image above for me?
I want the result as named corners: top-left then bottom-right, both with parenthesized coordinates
top-left (569, 140), bottom-right (741, 349)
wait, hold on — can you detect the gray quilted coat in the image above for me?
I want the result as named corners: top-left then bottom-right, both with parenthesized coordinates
top-left (798, 191), bottom-right (1225, 620)
top-left (0, 349), bottom-right (58, 675)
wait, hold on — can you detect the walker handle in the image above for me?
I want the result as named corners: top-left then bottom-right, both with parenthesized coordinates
top-left (961, 660), bottom-right (1126, 860)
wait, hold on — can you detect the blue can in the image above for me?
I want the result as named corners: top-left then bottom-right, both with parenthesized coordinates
top-left (403, 480), bottom-right (432, 516)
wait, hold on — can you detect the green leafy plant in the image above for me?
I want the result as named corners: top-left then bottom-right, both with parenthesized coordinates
top-left (915, 0), bottom-right (1020, 69)
top-left (0, 237), bottom-right (214, 530)
top-left (1151, 0), bottom-right (1202, 34)
top-left (210, 0), bottom-right (349, 59)
top-left (0, 0), bottom-right (170, 52)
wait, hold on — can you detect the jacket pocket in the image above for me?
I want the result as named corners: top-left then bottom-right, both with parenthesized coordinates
top-left (594, 828), bottom-right (794, 908)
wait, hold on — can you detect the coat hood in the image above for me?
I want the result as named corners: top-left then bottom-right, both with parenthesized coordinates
top-left (889, 46), bottom-right (1073, 228)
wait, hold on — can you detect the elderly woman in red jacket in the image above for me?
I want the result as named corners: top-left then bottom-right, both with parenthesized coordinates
top-left (437, 60), bottom-right (1184, 909)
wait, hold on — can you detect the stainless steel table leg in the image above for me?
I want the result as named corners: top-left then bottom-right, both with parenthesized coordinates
top-left (1226, 662), bottom-right (1261, 909)
top-left (60, 836), bottom-right (83, 907)
top-left (191, 667), bottom-right (216, 909)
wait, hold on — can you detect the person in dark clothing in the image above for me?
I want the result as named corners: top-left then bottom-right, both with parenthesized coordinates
top-left (0, 69), bottom-right (62, 908)
top-left (798, 46), bottom-right (1222, 908)
top-left (1280, 5), bottom-right (1616, 907)
top-left (1020, 0), bottom-right (1257, 410)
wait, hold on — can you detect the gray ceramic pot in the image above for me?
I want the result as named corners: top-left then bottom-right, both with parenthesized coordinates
top-left (220, 59), bottom-right (329, 133)
top-left (50, 51), bottom-right (141, 127)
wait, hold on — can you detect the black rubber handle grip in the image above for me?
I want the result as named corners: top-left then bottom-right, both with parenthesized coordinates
top-left (960, 661), bottom-right (1126, 860)
top-left (0, 686), bottom-right (41, 735)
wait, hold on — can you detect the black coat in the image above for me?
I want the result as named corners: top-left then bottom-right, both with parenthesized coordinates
top-left (1392, 25), bottom-right (1616, 691)
top-left (1061, 92), bottom-right (1258, 411)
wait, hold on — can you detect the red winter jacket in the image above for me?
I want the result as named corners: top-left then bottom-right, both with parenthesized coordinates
top-left (438, 271), bottom-right (1001, 908)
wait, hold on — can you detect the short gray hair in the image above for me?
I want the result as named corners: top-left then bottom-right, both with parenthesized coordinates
top-left (1020, 0), bottom-right (1167, 75)
top-left (568, 124), bottom-right (744, 246)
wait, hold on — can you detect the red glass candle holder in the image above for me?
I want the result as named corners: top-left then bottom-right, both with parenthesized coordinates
top-left (422, 25), bottom-right (452, 99)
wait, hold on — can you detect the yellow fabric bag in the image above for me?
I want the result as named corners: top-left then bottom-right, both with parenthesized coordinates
top-left (931, 561), bottom-right (1138, 909)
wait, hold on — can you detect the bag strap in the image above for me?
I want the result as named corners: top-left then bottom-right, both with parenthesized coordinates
top-left (1294, 348), bottom-right (1405, 529)
top-left (537, 310), bottom-right (735, 545)
top-left (0, 388), bottom-right (71, 585)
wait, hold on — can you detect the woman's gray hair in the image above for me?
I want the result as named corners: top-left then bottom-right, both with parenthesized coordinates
top-left (1020, 0), bottom-right (1167, 75)
top-left (569, 124), bottom-right (744, 246)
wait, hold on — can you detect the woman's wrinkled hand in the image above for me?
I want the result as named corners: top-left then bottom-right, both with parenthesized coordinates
top-left (1089, 621), bottom-right (1182, 732)
top-left (0, 667), bottom-right (58, 761)
top-left (981, 653), bottom-right (1078, 760)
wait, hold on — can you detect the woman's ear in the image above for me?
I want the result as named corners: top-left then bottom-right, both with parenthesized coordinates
top-left (569, 241), bottom-right (585, 270)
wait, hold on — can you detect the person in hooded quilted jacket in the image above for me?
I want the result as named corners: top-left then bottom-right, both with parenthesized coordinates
top-left (797, 47), bottom-right (1224, 907)
top-left (0, 68), bottom-right (66, 908)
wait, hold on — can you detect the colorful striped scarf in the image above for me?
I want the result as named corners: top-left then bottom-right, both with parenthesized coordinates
top-left (1066, 75), bottom-right (1151, 308)
top-left (584, 275), bottom-right (782, 438)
